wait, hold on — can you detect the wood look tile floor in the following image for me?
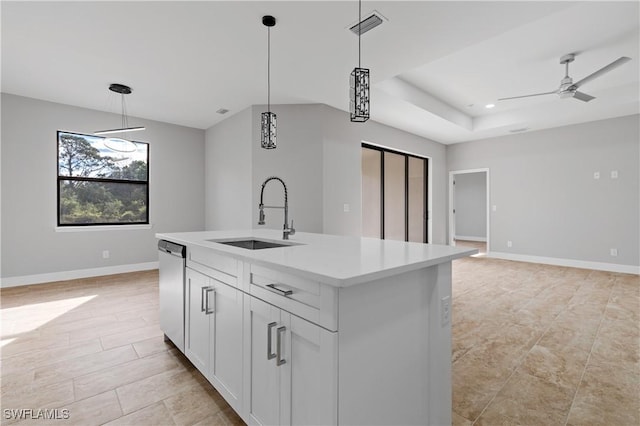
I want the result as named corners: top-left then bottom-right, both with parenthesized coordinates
top-left (1, 258), bottom-right (638, 426)
top-left (452, 243), bottom-right (639, 426)
top-left (0, 271), bottom-right (243, 426)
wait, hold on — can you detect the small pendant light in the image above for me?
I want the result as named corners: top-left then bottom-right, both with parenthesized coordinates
top-left (350, 0), bottom-right (370, 122)
top-left (261, 15), bottom-right (277, 149)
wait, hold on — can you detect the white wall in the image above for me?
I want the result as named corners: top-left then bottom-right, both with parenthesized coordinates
top-left (205, 107), bottom-right (253, 230)
top-left (447, 114), bottom-right (639, 269)
top-left (454, 172), bottom-right (487, 240)
top-left (1, 94), bottom-right (205, 283)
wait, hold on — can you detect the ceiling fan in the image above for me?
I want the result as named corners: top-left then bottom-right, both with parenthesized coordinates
top-left (498, 53), bottom-right (631, 103)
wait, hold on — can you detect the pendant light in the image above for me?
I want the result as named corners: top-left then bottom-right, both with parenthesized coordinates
top-left (95, 83), bottom-right (145, 138)
top-left (350, 0), bottom-right (370, 122)
top-left (261, 15), bottom-right (277, 149)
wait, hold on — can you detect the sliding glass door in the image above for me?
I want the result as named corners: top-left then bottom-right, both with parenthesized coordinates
top-left (361, 144), bottom-right (428, 243)
top-left (362, 148), bottom-right (382, 238)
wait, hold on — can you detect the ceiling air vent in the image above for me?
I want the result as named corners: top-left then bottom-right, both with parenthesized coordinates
top-left (216, 108), bottom-right (229, 115)
top-left (349, 11), bottom-right (385, 36)
top-left (509, 128), bottom-right (529, 133)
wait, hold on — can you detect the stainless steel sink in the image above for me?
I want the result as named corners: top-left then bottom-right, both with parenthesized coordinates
top-left (208, 238), bottom-right (299, 250)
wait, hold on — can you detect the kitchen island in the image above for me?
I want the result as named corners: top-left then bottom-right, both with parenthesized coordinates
top-left (156, 229), bottom-right (475, 426)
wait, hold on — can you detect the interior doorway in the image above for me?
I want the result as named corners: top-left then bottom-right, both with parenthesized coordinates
top-left (449, 169), bottom-right (490, 255)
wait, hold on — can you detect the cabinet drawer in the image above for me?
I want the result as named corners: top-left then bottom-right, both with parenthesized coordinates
top-left (249, 264), bottom-right (337, 331)
top-left (188, 246), bottom-right (238, 288)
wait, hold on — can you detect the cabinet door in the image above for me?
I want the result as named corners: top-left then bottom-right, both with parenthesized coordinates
top-left (209, 277), bottom-right (244, 413)
top-left (185, 268), bottom-right (211, 373)
top-left (280, 313), bottom-right (338, 426)
top-left (243, 296), bottom-right (281, 426)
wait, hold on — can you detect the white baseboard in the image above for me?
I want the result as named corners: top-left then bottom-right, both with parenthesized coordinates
top-left (488, 252), bottom-right (639, 275)
top-left (0, 262), bottom-right (159, 288)
top-left (455, 235), bottom-right (487, 242)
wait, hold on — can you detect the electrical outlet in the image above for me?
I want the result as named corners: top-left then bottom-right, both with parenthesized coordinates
top-left (440, 296), bottom-right (451, 326)
top-left (507, 240), bottom-right (513, 248)
top-left (610, 248), bottom-right (618, 257)
top-left (593, 171), bottom-right (600, 180)
top-left (102, 250), bottom-right (110, 259)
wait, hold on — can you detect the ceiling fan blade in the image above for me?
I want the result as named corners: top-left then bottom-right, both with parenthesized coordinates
top-left (498, 91), bottom-right (556, 101)
top-left (573, 57), bottom-right (631, 88)
top-left (572, 91), bottom-right (595, 102)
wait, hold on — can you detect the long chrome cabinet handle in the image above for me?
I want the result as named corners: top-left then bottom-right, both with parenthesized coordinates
top-left (205, 287), bottom-right (216, 315)
top-left (276, 326), bottom-right (286, 366)
top-left (201, 286), bottom-right (207, 312)
top-left (266, 283), bottom-right (293, 297)
top-left (267, 322), bottom-right (277, 360)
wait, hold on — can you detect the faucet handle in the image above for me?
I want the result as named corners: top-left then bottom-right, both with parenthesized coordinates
top-left (289, 220), bottom-right (296, 236)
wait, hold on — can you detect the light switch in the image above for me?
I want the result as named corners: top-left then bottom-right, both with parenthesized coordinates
top-left (492, 205), bottom-right (497, 212)
top-left (343, 203), bottom-right (350, 213)
top-left (611, 171), bottom-right (618, 179)
top-left (593, 172), bottom-right (600, 180)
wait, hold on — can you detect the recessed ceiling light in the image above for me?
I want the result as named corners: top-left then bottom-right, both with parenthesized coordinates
top-left (485, 104), bottom-right (495, 109)
top-left (216, 108), bottom-right (229, 115)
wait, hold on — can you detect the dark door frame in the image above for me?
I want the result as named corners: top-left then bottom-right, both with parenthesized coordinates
top-left (362, 143), bottom-right (430, 243)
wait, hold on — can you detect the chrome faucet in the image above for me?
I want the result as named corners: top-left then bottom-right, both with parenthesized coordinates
top-left (258, 176), bottom-right (295, 240)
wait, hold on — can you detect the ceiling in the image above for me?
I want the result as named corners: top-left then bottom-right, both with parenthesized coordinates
top-left (2, 1), bottom-right (638, 144)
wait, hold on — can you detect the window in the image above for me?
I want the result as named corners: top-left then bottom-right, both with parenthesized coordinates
top-left (361, 144), bottom-right (428, 243)
top-left (57, 131), bottom-right (149, 226)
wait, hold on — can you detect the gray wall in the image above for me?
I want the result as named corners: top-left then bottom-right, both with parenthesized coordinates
top-left (447, 114), bottom-right (639, 267)
top-left (1, 93), bottom-right (205, 279)
top-left (205, 103), bottom-right (448, 243)
top-left (321, 105), bottom-right (448, 243)
top-left (251, 105), bottom-right (324, 233)
top-left (454, 172), bottom-right (486, 240)
top-left (204, 104), bottom-right (324, 233)
top-left (205, 107), bottom-right (253, 230)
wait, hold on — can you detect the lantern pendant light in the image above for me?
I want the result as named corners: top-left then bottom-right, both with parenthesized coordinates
top-left (261, 15), bottom-right (277, 149)
top-left (350, 0), bottom-right (370, 122)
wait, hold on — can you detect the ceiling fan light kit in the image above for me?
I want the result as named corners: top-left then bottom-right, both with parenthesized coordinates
top-left (95, 83), bottom-right (146, 136)
top-left (498, 53), bottom-right (631, 103)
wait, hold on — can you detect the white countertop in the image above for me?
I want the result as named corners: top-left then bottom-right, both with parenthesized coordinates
top-left (156, 230), bottom-right (476, 287)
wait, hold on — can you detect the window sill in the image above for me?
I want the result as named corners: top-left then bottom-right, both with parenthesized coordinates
top-left (55, 224), bottom-right (153, 232)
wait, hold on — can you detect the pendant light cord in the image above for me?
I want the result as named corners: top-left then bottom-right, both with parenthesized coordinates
top-left (358, 0), bottom-right (362, 68)
top-left (268, 26), bottom-right (271, 113)
top-left (121, 94), bottom-right (127, 129)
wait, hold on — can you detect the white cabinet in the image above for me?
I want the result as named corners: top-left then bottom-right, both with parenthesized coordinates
top-left (185, 267), bottom-right (243, 412)
top-left (243, 295), bottom-right (280, 426)
top-left (172, 240), bottom-right (453, 426)
top-left (185, 267), bottom-right (210, 372)
top-left (208, 273), bottom-right (243, 411)
top-left (242, 295), bottom-right (337, 426)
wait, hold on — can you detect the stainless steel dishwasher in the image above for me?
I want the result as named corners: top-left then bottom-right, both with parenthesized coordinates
top-left (158, 239), bottom-right (186, 353)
